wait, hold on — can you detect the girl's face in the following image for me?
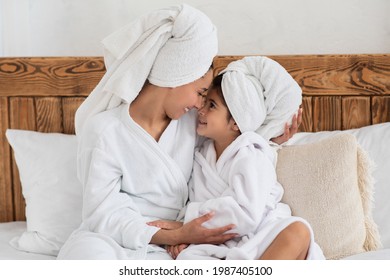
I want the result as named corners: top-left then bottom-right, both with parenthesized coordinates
top-left (196, 88), bottom-right (239, 142)
top-left (164, 70), bottom-right (213, 120)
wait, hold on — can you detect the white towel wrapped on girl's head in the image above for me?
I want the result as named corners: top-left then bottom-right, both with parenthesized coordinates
top-left (75, 4), bottom-right (218, 135)
top-left (220, 56), bottom-right (302, 141)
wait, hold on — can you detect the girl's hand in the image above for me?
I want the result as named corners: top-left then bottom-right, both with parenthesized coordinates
top-left (270, 108), bottom-right (302, 145)
top-left (166, 244), bottom-right (189, 259)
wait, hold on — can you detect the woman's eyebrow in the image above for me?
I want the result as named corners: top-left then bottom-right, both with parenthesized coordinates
top-left (199, 88), bottom-right (208, 96)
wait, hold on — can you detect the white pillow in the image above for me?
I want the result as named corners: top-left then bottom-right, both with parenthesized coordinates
top-left (6, 129), bottom-right (82, 256)
top-left (287, 122), bottom-right (390, 249)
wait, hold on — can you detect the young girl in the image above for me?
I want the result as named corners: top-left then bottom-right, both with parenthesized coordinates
top-left (169, 56), bottom-right (325, 260)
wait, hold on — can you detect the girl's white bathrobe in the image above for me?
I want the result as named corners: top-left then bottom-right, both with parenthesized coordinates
top-left (58, 103), bottom-right (197, 259)
top-left (177, 132), bottom-right (325, 260)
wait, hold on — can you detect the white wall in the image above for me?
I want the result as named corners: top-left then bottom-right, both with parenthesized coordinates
top-left (0, 0), bottom-right (2, 56)
top-left (0, 0), bottom-right (389, 56)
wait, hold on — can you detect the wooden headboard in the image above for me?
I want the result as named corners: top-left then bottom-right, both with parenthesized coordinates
top-left (1, 54), bottom-right (389, 222)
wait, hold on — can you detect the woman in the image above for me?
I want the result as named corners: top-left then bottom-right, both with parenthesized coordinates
top-left (57, 4), bottom-right (300, 260)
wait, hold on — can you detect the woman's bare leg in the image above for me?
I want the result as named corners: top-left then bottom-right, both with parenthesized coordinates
top-left (259, 222), bottom-right (310, 260)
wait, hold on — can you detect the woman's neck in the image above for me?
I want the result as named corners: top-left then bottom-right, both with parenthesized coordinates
top-left (129, 83), bottom-right (171, 141)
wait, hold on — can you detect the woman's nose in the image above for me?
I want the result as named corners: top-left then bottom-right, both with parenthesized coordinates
top-left (195, 95), bottom-right (205, 109)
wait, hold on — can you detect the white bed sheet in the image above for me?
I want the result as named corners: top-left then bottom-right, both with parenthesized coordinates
top-left (0, 222), bottom-right (54, 260)
top-left (0, 221), bottom-right (388, 260)
top-left (342, 249), bottom-right (390, 260)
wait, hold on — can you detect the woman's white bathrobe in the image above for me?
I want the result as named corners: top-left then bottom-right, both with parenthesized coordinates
top-left (177, 132), bottom-right (325, 260)
top-left (58, 103), bottom-right (197, 259)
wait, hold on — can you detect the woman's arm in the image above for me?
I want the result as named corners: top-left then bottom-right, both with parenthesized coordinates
top-left (270, 108), bottom-right (302, 145)
top-left (80, 147), bottom-right (160, 250)
top-left (149, 212), bottom-right (237, 245)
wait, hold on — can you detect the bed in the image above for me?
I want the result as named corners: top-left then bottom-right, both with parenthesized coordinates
top-left (0, 54), bottom-right (389, 260)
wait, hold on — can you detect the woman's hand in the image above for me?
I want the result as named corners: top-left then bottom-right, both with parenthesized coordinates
top-left (270, 108), bottom-right (302, 145)
top-left (175, 212), bottom-right (237, 245)
top-left (147, 220), bottom-right (183, 230)
top-left (150, 212), bottom-right (237, 246)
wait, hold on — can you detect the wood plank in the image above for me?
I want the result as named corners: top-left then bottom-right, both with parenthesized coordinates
top-left (1, 55), bottom-right (388, 98)
top-left (36, 97), bottom-right (63, 133)
top-left (62, 97), bottom-right (85, 134)
top-left (300, 97), bottom-right (313, 132)
top-left (9, 97), bottom-right (36, 221)
top-left (0, 97), bottom-right (14, 222)
top-left (342, 97), bottom-right (371, 129)
top-left (213, 54), bottom-right (390, 96)
top-left (213, 56), bottom-right (243, 76)
top-left (313, 96), bottom-right (342, 131)
top-left (0, 57), bottom-right (105, 97)
top-left (9, 98), bottom-right (37, 130)
top-left (372, 96), bottom-right (390, 124)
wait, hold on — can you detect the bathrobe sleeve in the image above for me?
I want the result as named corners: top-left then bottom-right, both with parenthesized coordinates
top-left (79, 147), bottom-right (160, 250)
top-left (184, 148), bottom-right (276, 236)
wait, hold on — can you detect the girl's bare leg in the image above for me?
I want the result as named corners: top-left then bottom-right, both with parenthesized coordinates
top-left (259, 222), bottom-right (310, 260)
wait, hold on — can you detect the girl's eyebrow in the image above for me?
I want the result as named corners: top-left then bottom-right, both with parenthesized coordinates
top-left (208, 97), bottom-right (218, 106)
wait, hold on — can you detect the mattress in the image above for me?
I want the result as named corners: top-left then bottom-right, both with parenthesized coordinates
top-left (0, 222), bottom-right (55, 260)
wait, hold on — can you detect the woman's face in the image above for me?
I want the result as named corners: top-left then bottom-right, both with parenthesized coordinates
top-left (165, 70), bottom-right (213, 119)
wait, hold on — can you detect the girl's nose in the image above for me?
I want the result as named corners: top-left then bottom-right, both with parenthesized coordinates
top-left (198, 106), bottom-right (206, 116)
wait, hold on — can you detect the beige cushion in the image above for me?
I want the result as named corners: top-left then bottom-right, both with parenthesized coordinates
top-left (276, 134), bottom-right (381, 259)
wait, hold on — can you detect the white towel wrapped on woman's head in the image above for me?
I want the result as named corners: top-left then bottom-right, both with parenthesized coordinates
top-left (75, 4), bottom-right (217, 134)
top-left (220, 56), bottom-right (302, 141)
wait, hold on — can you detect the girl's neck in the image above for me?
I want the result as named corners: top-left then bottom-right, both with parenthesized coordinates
top-left (213, 135), bottom-right (238, 160)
